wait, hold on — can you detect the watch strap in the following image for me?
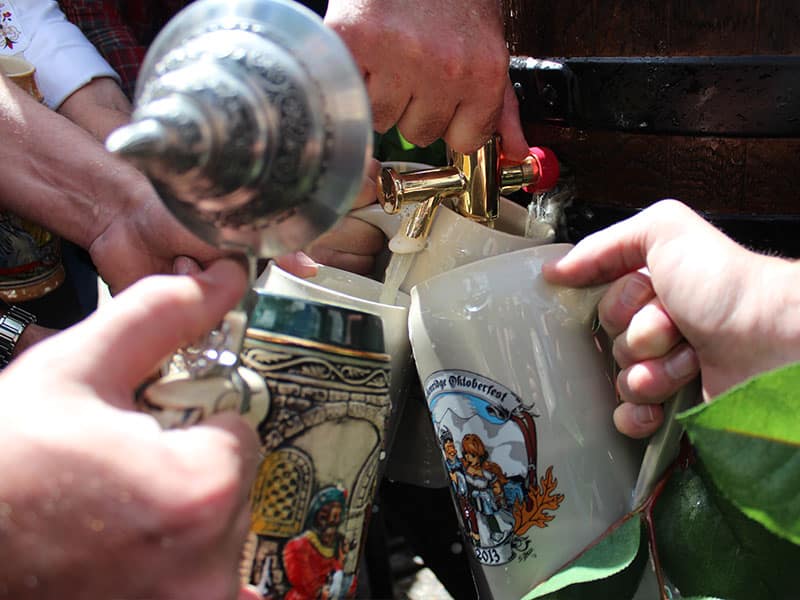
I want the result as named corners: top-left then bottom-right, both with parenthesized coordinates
top-left (0, 302), bottom-right (37, 369)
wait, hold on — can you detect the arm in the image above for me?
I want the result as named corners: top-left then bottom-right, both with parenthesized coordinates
top-left (543, 199), bottom-right (800, 437)
top-left (0, 75), bottom-right (220, 294)
top-left (0, 260), bottom-right (259, 599)
top-left (324, 0), bottom-right (529, 160)
top-left (57, 75), bottom-right (132, 141)
top-left (58, 0), bottom-right (146, 99)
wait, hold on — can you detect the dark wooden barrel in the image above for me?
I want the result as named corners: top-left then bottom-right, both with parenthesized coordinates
top-left (502, 0), bottom-right (800, 255)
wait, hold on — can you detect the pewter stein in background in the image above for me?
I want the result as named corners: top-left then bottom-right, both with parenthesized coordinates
top-left (107, 1), bottom-right (384, 597)
top-left (107, 0), bottom-right (371, 258)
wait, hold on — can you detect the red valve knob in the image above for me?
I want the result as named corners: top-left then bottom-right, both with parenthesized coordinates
top-left (524, 146), bottom-right (560, 193)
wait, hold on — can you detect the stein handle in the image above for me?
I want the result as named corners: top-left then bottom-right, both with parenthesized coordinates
top-left (135, 288), bottom-right (269, 431)
top-left (136, 364), bottom-right (270, 430)
top-left (631, 378), bottom-right (700, 508)
top-left (563, 283), bottom-right (701, 509)
top-left (553, 280), bottom-right (702, 509)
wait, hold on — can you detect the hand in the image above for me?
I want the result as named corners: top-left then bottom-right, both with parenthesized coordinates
top-left (325, 0), bottom-right (529, 160)
top-left (0, 260), bottom-right (261, 599)
top-left (305, 159), bottom-right (386, 274)
top-left (87, 170), bottom-right (225, 295)
top-left (542, 200), bottom-right (800, 438)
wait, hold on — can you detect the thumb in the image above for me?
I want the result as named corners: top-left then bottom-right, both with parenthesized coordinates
top-left (542, 200), bottom-right (706, 287)
top-left (54, 259), bottom-right (248, 389)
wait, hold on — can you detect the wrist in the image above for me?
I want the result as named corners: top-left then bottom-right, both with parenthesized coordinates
top-left (763, 258), bottom-right (800, 361)
top-left (0, 301), bottom-right (37, 369)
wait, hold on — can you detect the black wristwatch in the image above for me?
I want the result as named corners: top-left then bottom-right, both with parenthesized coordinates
top-left (0, 299), bottom-right (37, 370)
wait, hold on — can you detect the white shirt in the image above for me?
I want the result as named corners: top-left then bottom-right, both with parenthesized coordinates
top-left (0, 0), bottom-right (119, 109)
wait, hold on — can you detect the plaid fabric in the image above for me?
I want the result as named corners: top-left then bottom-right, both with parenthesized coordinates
top-left (58, 0), bottom-right (190, 99)
top-left (60, 0), bottom-right (328, 100)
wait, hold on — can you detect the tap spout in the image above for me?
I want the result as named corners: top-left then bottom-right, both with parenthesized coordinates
top-left (378, 166), bottom-right (465, 214)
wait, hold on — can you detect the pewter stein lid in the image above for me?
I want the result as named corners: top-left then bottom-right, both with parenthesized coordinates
top-left (106, 0), bottom-right (371, 257)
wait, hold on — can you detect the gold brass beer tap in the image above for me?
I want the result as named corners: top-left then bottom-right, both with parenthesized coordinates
top-left (376, 135), bottom-right (559, 251)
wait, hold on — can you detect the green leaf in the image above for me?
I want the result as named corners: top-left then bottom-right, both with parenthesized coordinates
top-left (522, 516), bottom-right (642, 599)
top-left (373, 127), bottom-right (447, 165)
top-left (397, 130), bottom-right (416, 151)
top-left (678, 363), bottom-right (800, 544)
top-left (653, 463), bottom-right (800, 600)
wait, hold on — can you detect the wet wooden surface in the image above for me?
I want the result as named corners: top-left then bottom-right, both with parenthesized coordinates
top-left (502, 1), bottom-right (800, 216)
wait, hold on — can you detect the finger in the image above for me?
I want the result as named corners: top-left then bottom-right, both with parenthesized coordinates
top-left (164, 411), bottom-right (261, 503)
top-left (597, 271), bottom-right (656, 338)
top-left (616, 342), bottom-right (700, 404)
top-left (59, 259), bottom-right (248, 389)
top-left (542, 199), bottom-right (702, 287)
top-left (612, 298), bottom-right (683, 368)
top-left (307, 216), bottom-right (386, 270)
top-left (443, 97), bottom-right (502, 155)
top-left (496, 79), bottom-right (530, 161)
top-left (352, 159), bottom-right (381, 210)
top-left (441, 50), bottom-right (508, 154)
top-left (238, 585), bottom-right (264, 600)
top-left (366, 70), bottom-right (412, 133)
top-left (161, 413), bottom-right (260, 578)
top-left (396, 93), bottom-right (457, 148)
top-left (613, 402), bottom-right (664, 439)
top-left (273, 251), bottom-right (319, 279)
top-left (310, 216), bottom-right (386, 255)
top-left (306, 248), bottom-right (376, 275)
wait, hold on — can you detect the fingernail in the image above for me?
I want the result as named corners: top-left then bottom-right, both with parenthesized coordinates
top-left (173, 256), bottom-right (194, 275)
top-left (293, 251), bottom-right (318, 267)
top-left (633, 404), bottom-right (657, 425)
top-left (620, 276), bottom-right (652, 308)
top-left (665, 346), bottom-right (699, 380)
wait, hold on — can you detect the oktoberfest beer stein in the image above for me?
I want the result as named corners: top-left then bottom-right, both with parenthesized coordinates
top-left (106, 0), bottom-right (371, 258)
top-left (353, 161), bottom-right (557, 487)
top-left (409, 243), bottom-right (696, 598)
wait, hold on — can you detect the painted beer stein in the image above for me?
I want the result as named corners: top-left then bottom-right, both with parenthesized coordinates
top-left (238, 292), bottom-right (391, 599)
top-left (0, 55), bottom-right (65, 302)
top-left (256, 261), bottom-right (413, 455)
top-left (409, 243), bottom-right (697, 598)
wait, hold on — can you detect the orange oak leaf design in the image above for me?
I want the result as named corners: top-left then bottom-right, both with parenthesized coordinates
top-left (513, 466), bottom-right (565, 536)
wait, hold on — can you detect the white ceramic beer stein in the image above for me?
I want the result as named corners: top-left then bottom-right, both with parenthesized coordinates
top-left (353, 162), bottom-right (557, 487)
top-left (353, 162), bottom-right (555, 294)
top-left (408, 243), bottom-right (696, 598)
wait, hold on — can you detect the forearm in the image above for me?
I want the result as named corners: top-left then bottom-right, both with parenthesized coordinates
top-left (0, 75), bottom-right (145, 251)
top-left (57, 76), bottom-right (132, 142)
